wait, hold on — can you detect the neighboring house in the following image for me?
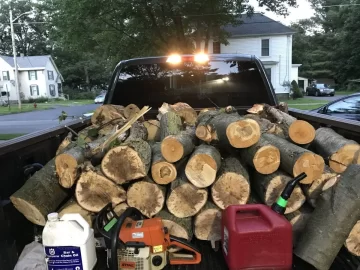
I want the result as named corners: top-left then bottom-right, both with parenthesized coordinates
top-left (203, 13), bottom-right (301, 98)
top-left (0, 55), bottom-right (64, 102)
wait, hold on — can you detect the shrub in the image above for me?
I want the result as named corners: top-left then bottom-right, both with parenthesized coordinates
top-left (62, 86), bottom-right (97, 100)
top-left (291, 80), bottom-right (303, 99)
top-left (23, 96), bottom-right (49, 103)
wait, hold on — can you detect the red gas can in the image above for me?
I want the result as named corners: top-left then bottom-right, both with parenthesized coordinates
top-left (222, 204), bottom-right (292, 270)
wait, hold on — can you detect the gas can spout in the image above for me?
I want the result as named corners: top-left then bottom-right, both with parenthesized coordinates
top-left (271, 172), bottom-right (307, 215)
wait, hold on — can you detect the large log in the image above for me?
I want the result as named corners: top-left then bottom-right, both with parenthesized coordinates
top-left (58, 197), bottom-right (94, 227)
top-left (294, 164), bottom-right (360, 270)
top-left (91, 104), bottom-right (125, 126)
top-left (285, 204), bottom-right (313, 246)
top-left (161, 127), bottom-right (196, 163)
top-left (312, 127), bottom-right (360, 173)
top-left (211, 157), bottom-right (250, 209)
top-left (185, 144), bottom-right (222, 188)
top-left (10, 159), bottom-right (69, 226)
top-left (151, 143), bottom-right (177, 185)
top-left (127, 177), bottom-right (166, 217)
top-left (196, 111), bottom-right (260, 148)
top-left (194, 201), bottom-right (222, 241)
top-left (239, 136), bottom-right (280, 174)
top-left (263, 134), bottom-right (324, 184)
top-left (166, 171), bottom-right (208, 218)
top-left (345, 220), bottom-right (360, 256)
top-left (253, 171), bottom-right (306, 214)
top-left (160, 111), bottom-right (183, 140)
top-left (244, 114), bottom-right (285, 137)
top-left (158, 102), bottom-right (197, 126)
top-left (56, 132), bottom-right (73, 155)
top-left (143, 120), bottom-right (161, 141)
top-left (124, 104), bottom-right (141, 120)
top-left (75, 171), bottom-right (126, 212)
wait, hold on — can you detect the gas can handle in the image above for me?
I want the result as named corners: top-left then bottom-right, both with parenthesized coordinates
top-left (234, 204), bottom-right (274, 227)
top-left (60, 213), bottom-right (90, 236)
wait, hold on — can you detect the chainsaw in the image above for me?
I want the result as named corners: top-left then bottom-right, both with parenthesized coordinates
top-left (95, 203), bottom-right (201, 270)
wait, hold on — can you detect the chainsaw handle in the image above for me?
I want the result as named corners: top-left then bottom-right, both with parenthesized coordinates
top-left (169, 235), bottom-right (201, 265)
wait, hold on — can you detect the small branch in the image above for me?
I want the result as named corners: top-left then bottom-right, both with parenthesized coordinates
top-left (64, 126), bottom-right (79, 137)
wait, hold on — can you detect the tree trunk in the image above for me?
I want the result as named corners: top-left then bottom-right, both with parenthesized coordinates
top-left (166, 170), bottom-right (208, 218)
top-left (75, 171), bottom-right (126, 213)
top-left (253, 170), bottom-right (306, 214)
top-left (158, 102), bottom-right (197, 126)
top-left (294, 164), bottom-right (360, 270)
top-left (144, 120), bottom-right (161, 141)
top-left (301, 165), bottom-right (339, 207)
top-left (194, 201), bottom-right (222, 241)
top-left (239, 136), bottom-right (280, 174)
top-left (10, 159), bottom-right (69, 226)
top-left (58, 197), bottom-right (94, 227)
top-left (285, 204), bottom-right (313, 246)
top-left (185, 144), bottom-right (221, 188)
top-left (262, 134), bottom-right (325, 184)
top-left (126, 177), bottom-right (166, 218)
top-left (151, 143), bottom-right (177, 185)
top-left (126, 121), bottom-right (148, 141)
top-left (161, 127), bottom-right (196, 163)
top-left (345, 220), bottom-right (360, 256)
top-left (55, 146), bottom-right (85, 188)
top-left (211, 157), bottom-right (250, 209)
top-left (312, 127), bottom-right (360, 173)
top-left (101, 139), bottom-right (151, 184)
top-left (196, 111), bottom-right (260, 148)
top-left (160, 111), bottom-right (183, 140)
top-left (91, 105), bottom-right (125, 126)
top-left (244, 114), bottom-right (285, 137)
top-left (56, 132), bottom-right (73, 155)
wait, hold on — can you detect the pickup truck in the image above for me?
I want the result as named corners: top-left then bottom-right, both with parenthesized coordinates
top-left (1, 54), bottom-right (360, 270)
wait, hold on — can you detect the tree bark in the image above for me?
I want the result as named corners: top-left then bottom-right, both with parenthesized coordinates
top-left (127, 177), bottom-right (166, 218)
top-left (161, 126), bottom-right (196, 162)
top-left (312, 127), bottom-right (360, 173)
top-left (58, 197), bottom-right (94, 227)
top-left (185, 144), bottom-right (221, 188)
top-left (75, 171), bottom-right (126, 213)
top-left (166, 170), bottom-right (208, 218)
top-left (239, 136), bottom-right (280, 175)
top-left (151, 142), bottom-right (177, 185)
top-left (285, 204), bottom-right (313, 246)
top-left (10, 159), bottom-right (69, 226)
top-left (158, 102), bottom-right (197, 126)
top-left (56, 132), bottom-right (73, 155)
top-left (294, 164), bottom-right (360, 270)
top-left (244, 114), bottom-right (285, 137)
top-left (160, 111), bottom-right (183, 140)
top-left (126, 121), bottom-right (148, 141)
top-left (143, 120), bottom-right (161, 141)
top-left (194, 201), bottom-right (222, 241)
top-left (345, 220), bottom-right (360, 256)
top-left (253, 170), bottom-right (306, 214)
top-left (91, 105), bottom-right (125, 126)
top-left (262, 134), bottom-right (325, 184)
top-left (211, 157), bottom-right (250, 209)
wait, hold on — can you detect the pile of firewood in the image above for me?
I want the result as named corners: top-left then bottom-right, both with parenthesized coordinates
top-left (9, 102), bottom-right (360, 268)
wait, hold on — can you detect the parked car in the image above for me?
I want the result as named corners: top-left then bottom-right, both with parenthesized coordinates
top-left (306, 83), bottom-right (335, 96)
top-left (312, 93), bottom-right (360, 121)
top-left (94, 94), bottom-right (105, 104)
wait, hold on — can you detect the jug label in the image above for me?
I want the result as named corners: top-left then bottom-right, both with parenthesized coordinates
top-left (45, 246), bottom-right (83, 270)
top-left (223, 227), bottom-right (229, 256)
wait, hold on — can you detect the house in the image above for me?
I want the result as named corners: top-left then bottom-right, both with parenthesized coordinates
top-left (204, 13), bottom-right (301, 99)
top-left (0, 55), bottom-right (63, 102)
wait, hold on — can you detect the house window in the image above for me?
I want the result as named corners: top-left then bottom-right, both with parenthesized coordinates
top-left (28, 71), bottom-right (37, 80)
top-left (2, 71), bottom-right (10, 80)
top-left (49, 84), bottom-right (56, 96)
top-left (213, 42), bottom-right (221, 54)
top-left (48, 71), bottom-right (54, 80)
top-left (261, 39), bottom-right (270, 56)
top-left (265, 68), bottom-right (272, 81)
top-left (30, 85), bottom-right (39, 96)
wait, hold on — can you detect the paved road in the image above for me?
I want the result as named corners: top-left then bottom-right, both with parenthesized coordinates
top-left (0, 104), bottom-right (100, 134)
top-left (305, 95), bottom-right (345, 101)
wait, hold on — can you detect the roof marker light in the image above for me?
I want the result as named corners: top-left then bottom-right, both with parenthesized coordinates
top-left (166, 54), bottom-right (182, 64)
top-left (194, 53), bottom-right (209, 63)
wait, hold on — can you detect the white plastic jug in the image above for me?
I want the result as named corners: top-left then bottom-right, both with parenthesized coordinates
top-left (42, 212), bottom-right (97, 270)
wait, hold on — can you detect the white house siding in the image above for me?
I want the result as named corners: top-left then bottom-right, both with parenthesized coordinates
top-left (18, 69), bottom-right (47, 100)
top-left (0, 58), bottom-right (17, 101)
top-left (291, 66), bottom-right (299, 82)
top-left (45, 60), bottom-right (59, 98)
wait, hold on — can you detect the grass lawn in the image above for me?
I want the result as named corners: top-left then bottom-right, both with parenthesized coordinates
top-left (0, 133), bottom-right (26, 140)
top-left (280, 98), bottom-right (328, 110)
top-left (37, 99), bottom-right (94, 106)
top-left (335, 90), bottom-right (359, 96)
top-left (0, 104), bottom-right (52, 115)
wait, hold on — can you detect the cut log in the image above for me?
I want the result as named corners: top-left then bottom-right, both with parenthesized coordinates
top-left (161, 127), bottom-right (196, 163)
top-left (55, 146), bottom-right (85, 188)
top-left (262, 134), bottom-right (324, 184)
top-left (345, 220), bottom-right (360, 256)
top-left (312, 127), bottom-right (360, 173)
top-left (124, 104), bottom-right (141, 120)
top-left (101, 139), bottom-right (151, 184)
top-left (158, 102), bottom-right (197, 126)
top-left (301, 165), bottom-right (339, 207)
top-left (144, 120), bottom-right (161, 141)
top-left (185, 144), bottom-right (221, 188)
top-left (75, 171), bottom-right (126, 212)
top-left (160, 111), bottom-right (183, 140)
top-left (91, 104), bottom-right (125, 126)
top-left (126, 177), bottom-right (165, 217)
top-left (244, 114), bottom-right (284, 137)
top-left (113, 203), bottom-right (129, 216)
top-left (211, 157), bottom-right (250, 210)
top-left (56, 132), bottom-right (73, 155)
top-left (10, 159), bottom-right (69, 226)
top-left (77, 126), bottom-right (97, 143)
top-left (276, 102), bottom-right (289, 113)
top-left (294, 164), bottom-right (360, 270)
top-left (194, 201), bottom-right (222, 241)
top-left (126, 121), bottom-right (148, 141)
top-left (253, 171), bottom-right (306, 214)
top-left (151, 143), bottom-right (177, 185)
top-left (58, 198), bottom-right (94, 227)
top-left (166, 171), bottom-right (208, 218)
top-left (239, 136), bottom-right (280, 175)
top-left (285, 204), bottom-right (313, 246)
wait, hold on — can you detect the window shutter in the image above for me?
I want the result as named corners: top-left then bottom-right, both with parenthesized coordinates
top-left (36, 85), bottom-right (39, 95)
top-left (6, 71), bottom-right (9, 80)
top-left (30, 85), bottom-right (32, 95)
top-left (28, 71), bottom-right (31, 80)
top-left (35, 71), bottom-right (37, 80)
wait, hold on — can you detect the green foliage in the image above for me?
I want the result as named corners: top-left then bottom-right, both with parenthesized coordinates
top-left (291, 80), bottom-right (303, 99)
top-left (62, 86), bottom-right (97, 100)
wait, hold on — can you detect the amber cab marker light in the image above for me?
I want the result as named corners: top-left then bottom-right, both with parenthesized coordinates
top-left (166, 54), bottom-right (182, 64)
top-left (194, 53), bottom-right (209, 63)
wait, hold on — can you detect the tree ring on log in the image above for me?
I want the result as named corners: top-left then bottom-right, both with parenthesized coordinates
top-left (194, 209), bottom-right (222, 241)
top-left (11, 198), bottom-right (46, 225)
top-left (289, 120), bottom-right (316, 145)
top-left (329, 144), bottom-right (360, 173)
top-left (253, 145), bottom-right (280, 174)
top-left (226, 119), bottom-right (260, 148)
top-left (195, 126), bottom-right (212, 142)
top-left (322, 175), bottom-right (340, 191)
top-left (151, 161), bottom-right (177, 185)
top-left (185, 154), bottom-right (218, 188)
top-left (161, 137), bottom-right (184, 163)
top-left (293, 152), bottom-right (325, 184)
top-left (56, 153), bottom-right (79, 188)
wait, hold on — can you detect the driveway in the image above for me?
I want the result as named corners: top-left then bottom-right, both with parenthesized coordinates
top-left (305, 95), bottom-right (346, 101)
top-left (0, 104), bottom-right (99, 134)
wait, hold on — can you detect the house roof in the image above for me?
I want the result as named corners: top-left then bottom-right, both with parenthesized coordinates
top-left (0, 55), bottom-right (51, 69)
top-left (223, 13), bottom-right (295, 37)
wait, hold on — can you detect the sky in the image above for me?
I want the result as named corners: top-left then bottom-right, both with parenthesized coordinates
top-left (248, 0), bottom-right (315, 25)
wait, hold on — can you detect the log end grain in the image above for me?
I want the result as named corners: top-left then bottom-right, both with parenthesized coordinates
top-left (91, 105), bottom-right (124, 126)
top-left (293, 152), bottom-right (325, 184)
top-left (144, 120), bottom-right (160, 141)
top-left (253, 145), bottom-right (280, 174)
top-left (59, 199), bottom-right (94, 227)
top-left (226, 118), bottom-right (260, 148)
top-left (151, 161), bottom-right (177, 185)
top-left (185, 154), bottom-right (218, 188)
top-left (194, 206), bottom-right (222, 241)
top-left (289, 120), bottom-right (316, 145)
top-left (345, 221), bottom-right (360, 256)
top-left (124, 104), bottom-right (141, 119)
top-left (55, 153), bottom-right (80, 188)
top-left (161, 137), bottom-right (184, 163)
top-left (11, 197), bottom-right (48, 225)
top-left (113, 203), bottom-right (129, 216)
top-left (195, 125), bottom-right (212, 142)
top-left (329, 144), bottom-right (360, 173)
